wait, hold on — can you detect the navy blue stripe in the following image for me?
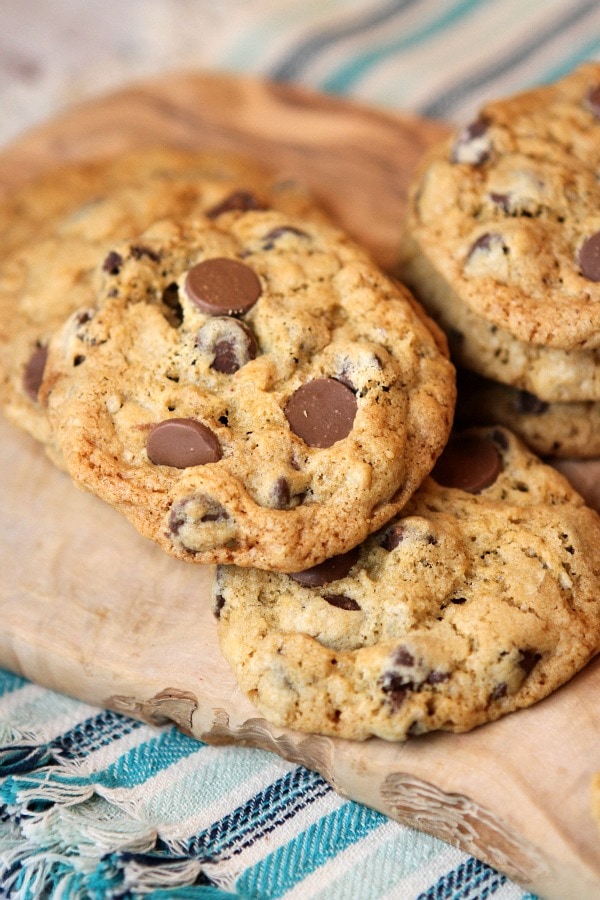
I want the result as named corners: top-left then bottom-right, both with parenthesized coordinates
top-left (421, 0), bottom-right (600, 119)
top-left (416, 856), bottom-right (508, 900)
top-left (270, 0), bottom-right (418, 81)
top-left (181, 766), bottom-right (332, 860)
top-left (51, 709), bottom-right (142, 761)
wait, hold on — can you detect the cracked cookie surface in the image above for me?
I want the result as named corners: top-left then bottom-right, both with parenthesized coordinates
top-left (400, 63), bottom-right (600, 353)
top-left (0, 148), bottom-right (322, 458)
top-left (43, 208), bottom-right (455, 572)
top-left (214, 427), bottom-right (600, 740)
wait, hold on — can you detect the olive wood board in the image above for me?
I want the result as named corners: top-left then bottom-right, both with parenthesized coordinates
top-left (1, 71), bottom-right (600, 900)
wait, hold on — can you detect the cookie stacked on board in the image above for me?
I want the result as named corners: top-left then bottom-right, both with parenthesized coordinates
top-left (2, 76), bottom-right (600, 744)
top-left (399, 62), bottom-right (600, 459)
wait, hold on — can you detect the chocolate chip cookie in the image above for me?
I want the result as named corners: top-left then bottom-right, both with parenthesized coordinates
top-left (399, 63), bottom-right (600, 457)
top-left (401, 62), bottom-right (600, 352)
top-left (214, 427), bottom-right (600, 740)
top-left (0, 148), bottom-right (322, 459)
top-left (42, 208), bottom-right (455, 572)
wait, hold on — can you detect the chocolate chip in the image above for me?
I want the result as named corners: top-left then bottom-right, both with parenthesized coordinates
top-left (23, 344), bottom-right (47, 400)
top-left (102, 251), bottom-right (123, 275)
top-left (515, 390), bottom-right (548, 415)
top-left (130, 245), bottom-right (160, 263)
top-left (261, 225), bottom-right (309, 249)
top-left (489, 192), bottom-right (510, 211)
top-left (285, 378), bottom-right (357, 448)
top-left (431, 434), bottom-right (502, 493)
top-left (147, 418), bottom-right (221, 468)
top-left (584, 84), bottom-right (600, 119)
top-left (196, 317), bottom-right (257, 374)
top-left (206, 190), bottom-right (265, 219)
top-left (490, 683), bottom-right (508, 701)
top-left (288, 546), bottom-right (359, 587)
top-left (162, 283), bottom-right (183, 327)
top-left (518, 649), bottom-right (542, 676)
top-left (393, 646), bottom-right (415, 667)
top-left (169, 493), bottom-right (229, 532)
top-left (467, 231), bottom-right (506, 259)
top-left (381, 524), bottom-right (406, 551)
top-left (213, 594), bottom-right (226, 619)
top-left (451, 597), bottom-right (467, 605)
top-left (272, 476), bottom-right (291, 509)
top-left (451, 115), bottom-right (491, 165)
top-left (323, 593), bottom-right (361, 611)
top-left (579, 232), bottom-right (600, 282)
top-left (185, 258), bottom-right (262, 316)
top-left (379, 673), bottom-right (413, 709)
top-left (426, 671), bottom-right (450, 685)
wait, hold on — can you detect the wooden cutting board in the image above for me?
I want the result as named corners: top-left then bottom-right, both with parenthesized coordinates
top-left (1, 71), bottom-right (599, 900)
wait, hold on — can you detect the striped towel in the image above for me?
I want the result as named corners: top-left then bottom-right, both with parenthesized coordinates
top-left (0, 670), bottom-right (537, 899)
top-left (2, 1), bottom-right (599, 897)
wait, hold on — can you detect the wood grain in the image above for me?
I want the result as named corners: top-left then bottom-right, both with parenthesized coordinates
top-left (1, 71), bottom-right (599, 899)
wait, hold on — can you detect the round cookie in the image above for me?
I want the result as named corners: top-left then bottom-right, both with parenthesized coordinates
top-left (213, 427), bottom-right (600, 741)
top-left (455, 369), bottom-right (600, 459)
top-left (0, 148), bottom-right (323, 459)
top-left (42, 208), bottom-right (455, 572)
top-left (400, 235), bottom-right (600, 403)
top-left (400, 62), bottom-right (600, 352)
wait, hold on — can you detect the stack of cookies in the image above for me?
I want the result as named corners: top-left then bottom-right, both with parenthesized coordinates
top-left (2, 94), bottom-right (600, 744)
top-left (399, 62), bottom-right (600, 460)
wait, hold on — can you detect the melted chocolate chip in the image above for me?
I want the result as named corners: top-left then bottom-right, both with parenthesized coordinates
top-left (426, 671), bottom-right (450, 685)
top-left (579, 232), bottom-right (600, 282)
top-left (185, 258), bottom-right (262, 316)
top-left (130, 245), bottom-right (160, 262)
top-left (451, 115), bottom-right (491, 165)
top-left (272, 476), bottom-right (291, 509)
top-left (147, 418), bottom-right (221, 468)
top-left (288, 546), bottom-right (360, 587)
top-left (381, 524), bottom-right (406, 551)
top-left (515, 390), bottom-right (549, 415)
top-left (490, 683), bottom-right (508, 701)
top-left (23, 345), bottom-right (48, 400)
top-left (196, 317), bottom-right (257, 374)
top-left (169, 493), bottom-right (229, 534)
top-left (393, 646), bottom-right (415, 667)
top-left (489, 192), bottom-right (510, 211)
top-left (285, 378), bottom-right (357, 448)
top-left (518, 649), bottom-right (542, 676)
top-left (379, 673), bottom-right (413, 709)
top-left (261, 225), bottom-right (309, 249)
top-left (213, 594), bottom-right (226, 618)
top-left (323, 593), bottom-right (361, 611)
top-left (206, 190), bottom-right (265, 218)
top-left (102, 251), bottom-right (123, 275)
top-left (431, 434), bottom-right (502, 493)
top-left (468, 231), bottom-right (506, 259)
top-left (161, 283), bottom-right (183, 328)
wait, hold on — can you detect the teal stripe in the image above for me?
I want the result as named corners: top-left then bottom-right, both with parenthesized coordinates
top-left (97, 727), bottom-right (202, 790)
top-left (321, 0), bottom-right (489, 94)
top-left (139, 746), bottom-right (281, 826)
top-left (236, 801), bottom-right (386, 898)
top-left (0, 690), bottom-right (84, 732)
top-left (0, 669), bottom-right (27, 698)
top-left (537, 37), bottom-right (600, 86)
top-left (311, 827), bottom-right (447, 899)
